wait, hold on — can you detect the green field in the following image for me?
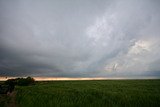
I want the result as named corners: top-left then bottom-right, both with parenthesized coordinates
top-left (1, 80), bottom-right (160, 107)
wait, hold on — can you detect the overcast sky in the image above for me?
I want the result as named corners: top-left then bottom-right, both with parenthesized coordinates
top-left (0, 0), bottom-right (160, 78)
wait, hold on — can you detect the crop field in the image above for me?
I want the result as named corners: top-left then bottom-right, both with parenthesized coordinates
top-left (1, 80), bottom-right (160, 107)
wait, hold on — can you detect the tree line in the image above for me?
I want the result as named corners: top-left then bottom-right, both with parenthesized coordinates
top-left (0, 77), bottom-right (35, 94)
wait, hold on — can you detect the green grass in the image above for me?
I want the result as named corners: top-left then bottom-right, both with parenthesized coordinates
top-left (14, 80), bottom-right (160, 107)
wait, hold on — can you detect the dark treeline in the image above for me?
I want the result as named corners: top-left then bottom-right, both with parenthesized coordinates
top-left (0, 77), bottom-right (35, 94)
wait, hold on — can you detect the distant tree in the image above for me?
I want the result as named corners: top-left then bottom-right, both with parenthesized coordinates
top-left (5, 77), bottom-right (35, 87)
top-left (1, 77), bottom-right (35, 94)
top-left (16, 77), bottom-right (35, 86)
top-left (26, 76), bottom-right (35, 84)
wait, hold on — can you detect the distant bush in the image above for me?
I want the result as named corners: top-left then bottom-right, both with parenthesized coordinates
top-left (14, 77), bottom-right (35, 86)
top-left (5, 77), bottom-right (35, 86)
top-left (4, 79), bottom-right (16, 92)
top-left (0, 77), bottom-right (35, 94)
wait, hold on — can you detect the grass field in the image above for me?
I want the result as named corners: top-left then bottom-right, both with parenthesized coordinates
top-left (1, 80), bottom-right (160, 107)
top-left (16, 80), bottom-right (160, 107)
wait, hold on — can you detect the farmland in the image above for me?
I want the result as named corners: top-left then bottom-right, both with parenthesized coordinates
top-left (1, 80), bottom-right (160, 107)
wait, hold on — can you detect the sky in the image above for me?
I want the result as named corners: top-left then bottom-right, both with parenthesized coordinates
top-left (0, 0), bottom-right (160, 78)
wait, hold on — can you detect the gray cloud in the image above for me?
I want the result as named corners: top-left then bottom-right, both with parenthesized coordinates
top-left (0, 0), bottom-right (160, 78)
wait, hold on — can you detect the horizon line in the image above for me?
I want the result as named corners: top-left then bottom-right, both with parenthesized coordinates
top-left (0, 76), bottom-right (159, 81)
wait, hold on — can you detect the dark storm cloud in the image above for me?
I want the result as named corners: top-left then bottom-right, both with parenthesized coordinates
top-left (0, 0), bottom-right (160, 77)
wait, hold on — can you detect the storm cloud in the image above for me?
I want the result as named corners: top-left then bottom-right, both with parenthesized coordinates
top-left (0, 0), bottom-right (160, 78)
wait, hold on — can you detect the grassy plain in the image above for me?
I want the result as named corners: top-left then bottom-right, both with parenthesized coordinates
top-left (14, 80), bottom-right (160, 107)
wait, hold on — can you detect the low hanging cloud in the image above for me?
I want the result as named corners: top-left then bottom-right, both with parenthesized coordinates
top-left (0, 0), bottom-right (160, 78)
